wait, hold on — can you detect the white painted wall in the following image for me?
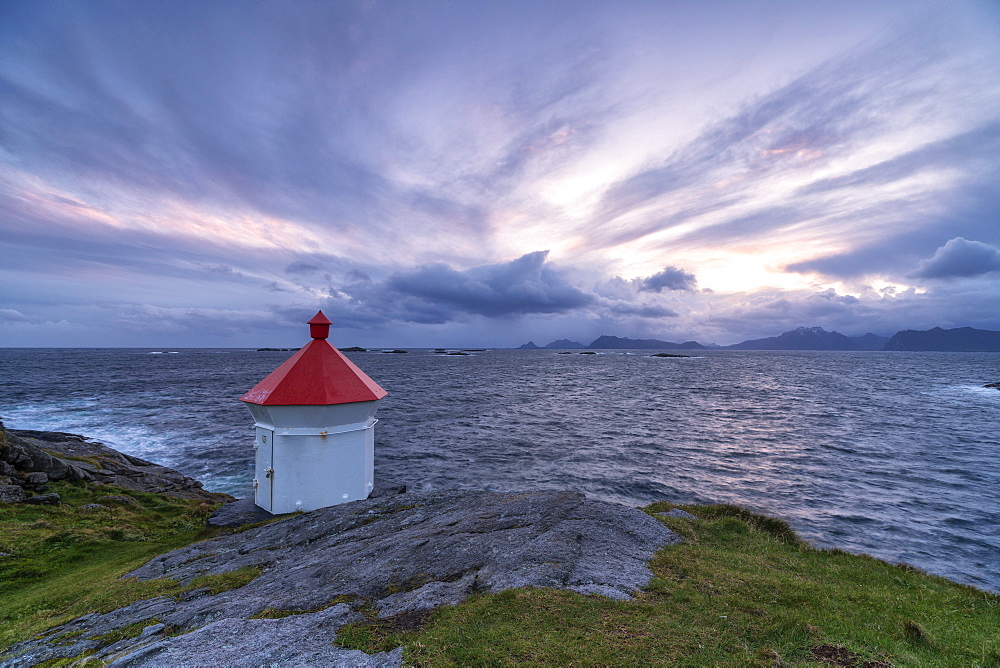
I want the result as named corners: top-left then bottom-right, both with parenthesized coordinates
top-left (248, 401), bottom-right (379, 513)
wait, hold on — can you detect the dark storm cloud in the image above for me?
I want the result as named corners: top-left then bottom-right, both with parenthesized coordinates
top-left (386, 251), bottom-right (593, 318)
top-left (308, 252), bottom-right (599, 330)
top-left (312, 251), bottom-right (686, 335)
top-left (639, 266), bottom-right (697, 292)
top-left (909, 238), bottom-right (1000, 279)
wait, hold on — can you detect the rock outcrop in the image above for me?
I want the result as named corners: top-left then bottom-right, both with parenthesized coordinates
top-left (2, 489), bottom-right (680, 667)
top-left (0, 423), bottom-right (228, 503)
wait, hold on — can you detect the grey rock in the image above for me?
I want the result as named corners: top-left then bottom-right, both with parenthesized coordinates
top-left (137, 622), bottom-right (165, 639)
top-left (660, 508), bottom-right (698, 520)
top-left (207, 495), bottom-right (294, 528)
top-left (368, 480), bottom-right (407, 498)
top-left (104, 604), bottom-right (402, 668)
top-left (0, 426), bottom-right (89, 483)
top-left (2, 489), bottom-right (679, 666)
top-left (26, 471), bottom-right (49, 485)
top-left (566, 584), bottom-right (636, 600)
top-left (208, 480), bottom-right (408, 528)
top-left (0, 484), bottom-right (25, 504)
top-left (98, 494), bottom-right (141, 507)
top-left (23, 492), bottom-right (61, 505)
top-left (1, 425), bottom-right (231, 503)
top-left (80, 503), bottom-right (109, 511)
top-left (376, 573), bottom-right (478, 617)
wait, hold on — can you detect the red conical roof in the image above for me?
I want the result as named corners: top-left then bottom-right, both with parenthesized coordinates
top-left (308, 312), bottom-right (333, 325)
top-left (240, 312), bottom-right (387, 406)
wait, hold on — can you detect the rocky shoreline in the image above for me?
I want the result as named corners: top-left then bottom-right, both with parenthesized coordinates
top-left (1, 423), bottom-right (230, 506)
top-left (0, 426), bottom-right (681, 666)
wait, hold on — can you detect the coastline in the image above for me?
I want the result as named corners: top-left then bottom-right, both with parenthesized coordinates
top-left (2, 423), bottom-right (1000, 665)
top-left (1, 422), bottom-right (231, 505)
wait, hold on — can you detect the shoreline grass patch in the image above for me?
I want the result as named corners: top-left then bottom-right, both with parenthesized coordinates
top-left (0, 481), bottom-right (223, 649)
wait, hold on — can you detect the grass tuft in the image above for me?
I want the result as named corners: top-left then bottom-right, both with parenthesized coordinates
top-left (183, 566), bottom-right (262, 596)
top-left (903, 619), bottom-right (933, 646)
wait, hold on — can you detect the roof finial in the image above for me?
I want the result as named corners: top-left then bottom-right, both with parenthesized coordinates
top-left (308, 310), bottom-right (333, 340)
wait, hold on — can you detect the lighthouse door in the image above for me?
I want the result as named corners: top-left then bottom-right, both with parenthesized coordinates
top-left (254, 427), bottom-right (274, 512)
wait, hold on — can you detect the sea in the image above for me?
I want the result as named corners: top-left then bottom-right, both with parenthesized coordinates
top-left (1, 348), bottom-right (998, 592)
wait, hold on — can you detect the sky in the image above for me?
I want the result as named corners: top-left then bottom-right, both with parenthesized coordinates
top-left (2, 0), bottom-right (999, 348)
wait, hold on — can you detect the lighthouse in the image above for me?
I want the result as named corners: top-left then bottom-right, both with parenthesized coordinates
top-left (240, 311), bottom-right (387, 513)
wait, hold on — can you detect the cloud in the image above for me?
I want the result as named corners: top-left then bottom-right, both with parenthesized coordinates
top-left (799, 122), bottom-right (1000, 198)
top-left (310, 251), bottom-right (600, 332)
top-left (571, 21), bottom-right (1000, 275)
top-left (201, 264), bottom-right (245, 278)
top-left (112, 304), bottom-right (278, 337)
top-left (0, 308), bottom-right (33, 323)
top-left (3, 3), bottom-right (1000, 348)
top-left (607, 302), bottom-right (677, 318)
top-left (909, 237), bottom-right (1000, 279)
top-left (386, 251), bottom-right (593, 318)
top-left (639, 266), bottom-right (697, 292)
top-left (284, 262), bottom-right (322, 275)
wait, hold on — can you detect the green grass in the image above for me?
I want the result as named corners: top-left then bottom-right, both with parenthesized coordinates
top-left (4, 491), bottom-right (999, 666)
top-left (337, 503), bottom-right (1000, 667)
top-left (184, 566), bottom-right (262, 596)
top-left (0, 481), bottom-right (224, 650)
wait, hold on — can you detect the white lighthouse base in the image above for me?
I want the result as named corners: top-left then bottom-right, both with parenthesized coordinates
top-left (253, 421), bottom-right (375, 514)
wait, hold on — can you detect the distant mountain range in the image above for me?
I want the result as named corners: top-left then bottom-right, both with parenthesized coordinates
top-left (884, 327), bottom-right (1000, 352)
top-left (518, 326), bottom-right (1000, 352)
top-left (725, 327), bottom-right (888, 351)
top-left (519, 335), bottom-right (707, 350)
